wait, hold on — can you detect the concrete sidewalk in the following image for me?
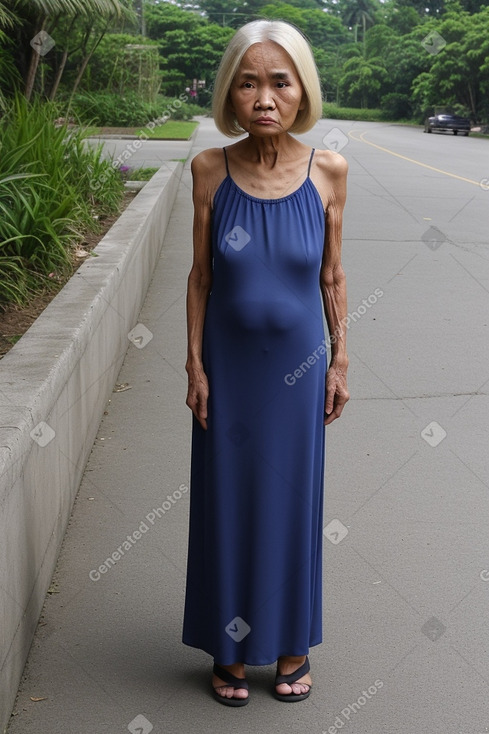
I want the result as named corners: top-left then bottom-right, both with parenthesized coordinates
top-left (7, 118), bottom-right (489, 734)
top-left (85, 125), bottom-right (197, 169)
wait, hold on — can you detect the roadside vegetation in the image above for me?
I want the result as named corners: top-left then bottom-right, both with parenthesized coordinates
top-left (0, 95), bottom-right (125, 306)
top-left (84, 120), bottom-right (198, 139)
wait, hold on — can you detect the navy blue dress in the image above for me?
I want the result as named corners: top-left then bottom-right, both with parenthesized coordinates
top-left (183, 147), bottom-right (327, 665)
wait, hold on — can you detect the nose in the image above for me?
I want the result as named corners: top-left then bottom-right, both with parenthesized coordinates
top-left (254, 86), bottom-right (275, 110)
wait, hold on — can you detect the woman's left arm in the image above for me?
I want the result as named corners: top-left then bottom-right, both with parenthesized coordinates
top-left (319, 152), bottom-right (350, 426)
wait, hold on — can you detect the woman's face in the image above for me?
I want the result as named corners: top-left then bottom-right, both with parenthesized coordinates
top-left (229, 41), bottom-right (306, 136)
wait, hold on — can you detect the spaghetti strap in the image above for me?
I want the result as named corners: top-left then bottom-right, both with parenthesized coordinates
top-left (223, 147), bottom-right (230, 176)
top-left (307, 148), bottom-right (315, 177)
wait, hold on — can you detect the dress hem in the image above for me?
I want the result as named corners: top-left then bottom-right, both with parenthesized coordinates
top-left (181, 637), bottom-right (323, 666)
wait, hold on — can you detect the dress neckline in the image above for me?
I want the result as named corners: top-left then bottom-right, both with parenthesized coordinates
top-left (227, 174), bottom-right (311, 204)
top-left (214, 175), bottom-right (325, 212)
top-left (219, 145), bottom-right (324, 208)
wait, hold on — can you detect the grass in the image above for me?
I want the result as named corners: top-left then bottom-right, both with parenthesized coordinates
top-left (84, 120), bottom-right (198, 140)
top-left (5, 334), bottom-right (22, 345)
top-left (82, 126), bottom-right (104, 137)
top-left (125, 167), bottom-right (159, 181)
top-left (136, 121), bottom-right (198, 139)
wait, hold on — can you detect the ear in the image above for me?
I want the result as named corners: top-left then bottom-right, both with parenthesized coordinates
top-left (298, 92), bottom-right (306, 111)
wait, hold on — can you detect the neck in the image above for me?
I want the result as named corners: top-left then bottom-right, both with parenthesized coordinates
top-left (242, 133), bottom-right (302, 167)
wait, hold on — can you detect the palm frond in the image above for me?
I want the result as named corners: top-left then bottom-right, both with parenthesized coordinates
top-left (0, 1), bottom-right (18, 29)
top-left (18, 0), bottom-right (134, 20)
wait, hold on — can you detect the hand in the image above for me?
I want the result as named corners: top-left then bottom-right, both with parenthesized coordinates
top-left (324, 363), bottom-right (349, 425)
top-left (186, 367), bottom-right (209, 430)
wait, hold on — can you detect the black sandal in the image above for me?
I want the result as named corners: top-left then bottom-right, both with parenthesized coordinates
top-left (212, 663), bottom-right (249, 707)
top-left (273, 656), bottom-right (312, 702)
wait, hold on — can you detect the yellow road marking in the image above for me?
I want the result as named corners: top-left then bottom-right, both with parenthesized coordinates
top-left (348, 130), bottom-right (481, 187)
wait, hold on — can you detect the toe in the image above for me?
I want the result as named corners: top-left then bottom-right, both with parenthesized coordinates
top-left (234, 687), bottom-right (249, 699)
top-left (290, 682), bottom-right (310, 695)
top-left (275, 682), bottom-right (292, 695)
top-left (214, 685), bottom-right (228, 698)
top-left (214, 680), bottom-right (248, 700)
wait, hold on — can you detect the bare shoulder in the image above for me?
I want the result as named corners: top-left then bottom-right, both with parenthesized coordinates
top-left (191, 148), bottom-right (226, 204)
top-left (191, 147), bottom-right (225, 177)
top-left (312, 149), bottom-right (348, 210)
top-left (315, 149), bottom-right (348, 179)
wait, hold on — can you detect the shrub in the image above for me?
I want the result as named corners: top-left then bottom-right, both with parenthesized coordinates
top-left (0, 95), bottom-right (124, 306)
top-left (67, 92), bottom-right (202, 127)
top-left (380, 93), bottom-right (413, 121)
top-left (81, 34), bottom-right (162, 103)
top-left (322, 103), bottom-right (384, 122)
top-left (67, 91), bottom-right (161, 127)
top-left (159, 96), bottom-right (201, 121)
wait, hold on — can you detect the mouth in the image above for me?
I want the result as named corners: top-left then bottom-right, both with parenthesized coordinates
top-left (253, 117), bottom-right (277, 124)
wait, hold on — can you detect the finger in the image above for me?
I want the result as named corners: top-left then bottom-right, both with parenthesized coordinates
top-left (186, 400), bottom-right (207, 430)
top-left (324, 391), bottom-right (349, 425)
top-left (197, 398), bottom-right (208, 430)
top-left (324, 410), bottom-right (338, 426)
top-left (198, 416), bottom-right (208, 430)
top-left (335, 391), bottom-right (350, 413)
top-left (325, 386), bottom-right (335, 415)
top-left (192, 406), bottom-right (207, 430)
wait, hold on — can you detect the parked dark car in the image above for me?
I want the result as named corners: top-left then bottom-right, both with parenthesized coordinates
top-left (424, 113), bottom-right (471, 135)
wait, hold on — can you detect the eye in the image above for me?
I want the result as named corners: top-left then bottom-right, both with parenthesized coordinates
top-left (276, 81), bottom-right (289, 89)
top-left (243, 82), bottom-right (254, 89)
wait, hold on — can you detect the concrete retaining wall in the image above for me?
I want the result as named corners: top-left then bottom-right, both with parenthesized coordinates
top-left (0, 161), bottom-right (183, 732)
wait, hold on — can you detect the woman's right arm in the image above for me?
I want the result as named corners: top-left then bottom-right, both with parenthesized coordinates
top-left (185, 152), bottom-right (214, 430)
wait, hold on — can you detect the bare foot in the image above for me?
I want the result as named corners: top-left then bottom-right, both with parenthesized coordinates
top-left (213, 662), bottom-right (249, 701)
top-left (275, 655), bottom-right (312, 696)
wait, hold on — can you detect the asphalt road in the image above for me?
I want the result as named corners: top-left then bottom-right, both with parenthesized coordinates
top-left (7, 118), bottom-right (489, 734)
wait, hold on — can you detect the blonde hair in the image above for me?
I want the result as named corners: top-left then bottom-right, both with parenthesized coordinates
top-left (212, 20), bottom-right (322, 137)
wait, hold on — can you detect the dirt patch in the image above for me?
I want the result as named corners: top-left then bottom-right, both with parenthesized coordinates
top-left (0, 191), bottom-right (137, 360)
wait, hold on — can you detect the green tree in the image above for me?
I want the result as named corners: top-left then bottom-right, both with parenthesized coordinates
top-left (261, 2), bottom-right (350, 47)
top-left (75, 33), bottom-right (161, 100)
top-left (193, 0), bottom-right (333, 27)
top-left (261, 2), bottom-right (305, 28)
top-left (411, 70), bottom-right (438, 114)
top-left (145, 2), bottom-right (201, 36)
top-left (192, 0), bottom-right (251, 28)
top-left (379, 28), bottom-right (431, 118)
top-left (395, 0), bottom-right (446, 16)
top-left (3, 0), bottom-right (134, 100)
top-left (339, 54), bottom-right (387, 106)
top-left (378, 0), bottom-right (421, 34)
top-left (155, 22), bottom-right (234, 95)
top-left (340, 0), bottom-right (381, 47)
top-left (411, 7), bottom-right (489, 119)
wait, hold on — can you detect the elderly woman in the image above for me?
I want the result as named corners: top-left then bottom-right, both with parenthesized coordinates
top-left (182, 19), bottom-right (349, 706)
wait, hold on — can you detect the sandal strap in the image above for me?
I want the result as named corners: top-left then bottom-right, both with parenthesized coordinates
top-left (213, 663), bottom-right (249, 691)
top-left (275, 656), bottom-right (310, 686)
